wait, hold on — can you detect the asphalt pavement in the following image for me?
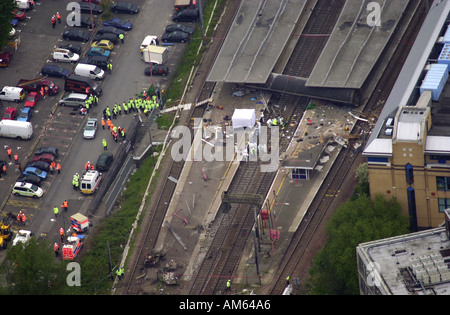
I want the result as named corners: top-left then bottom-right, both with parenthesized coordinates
top-left (0, 0), bottom-right (189, 254)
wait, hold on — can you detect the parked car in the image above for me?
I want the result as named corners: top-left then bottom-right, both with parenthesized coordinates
top-left (93, 33), bottom-right (119, 44)
top-left (91, 40), bottom-right (114, 50)
top-left (96, 152), bottom-right (113, 171)
top-left (32, 153), bottom-right (55, 165)
top-left (79, 2), bottom-right (103, 15)
top-left (17, 107), bottom-right (33, 122)
top-left (26, 160), bottom-right (50, 172)
top-left (12, 9), bottom-right (26, 21)
top-left (104, 18), bottom-right (132, 30)
top-left (97, 26), bottom-right (124, 37)
top-left (18, 174), bottom-right (42, 186)
top-left (34, 146), bottom-right (59, 158)
top-left (12, 182), bottom-right (43, 198)
top-left (79, 56), bottom-right (109, 71)
top-left (165, 23), bottom-right (194, 35)
top-left (172, 8), bottom-right (200, 22)
top-left (52, 48), bottom-right (80, 63)
top-left (83, 118), bottom-right (97, 139)
top-left (87, 47), bottom-right (111, 58)
top-left (59, 43), bottom-right (82, 54)
top-left (23, 167), bottom-right (47, 180)
top-left (62, 29), bottom-right (90, 42)
top-left (24, 92), bottom-right (39, 108)
top-left (0, 52), bottom-right (13, 68)
top-left (73, 15), bottom-right (96, 29)
top-left (145, 64), bottom-right (169, 76)
top-left (2, 107), bottom-right (17, 120)
top-left (161, 31), bottom-right (190, 43)
top-left (110, 2), bottom-right (139, 14)
top-left (17, 78), bottom-right (60, 95)
top-left (41, 65), bottom-right (71, 78)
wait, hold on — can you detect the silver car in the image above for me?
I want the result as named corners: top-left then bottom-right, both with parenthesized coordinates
top-left (83, 118), bottom-right (98, 139)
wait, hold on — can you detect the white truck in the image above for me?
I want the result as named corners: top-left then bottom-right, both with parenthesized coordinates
top-left (142, 45), bottom-right (168, 65)
top-left (12, 230), bottom-right (32, 246)
top-left (0, 120), bottom-right (33, 140)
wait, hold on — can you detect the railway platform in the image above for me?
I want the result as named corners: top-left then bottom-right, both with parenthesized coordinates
top-left (148, 80), bottom-right (359, 293)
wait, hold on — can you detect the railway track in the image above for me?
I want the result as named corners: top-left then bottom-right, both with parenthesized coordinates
top-left (266, 0), bottom-right (427, 295)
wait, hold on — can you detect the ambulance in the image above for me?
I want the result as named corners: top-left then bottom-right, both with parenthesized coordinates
top-left (70, 213), bottom-right (91, 233)
top-left (80, 170), bottom-right (102, 195)
top-left (62, 235), bottom-right (85, 260)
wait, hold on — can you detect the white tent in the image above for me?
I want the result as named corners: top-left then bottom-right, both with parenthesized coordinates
top-left (232, 109), bottom-right (256, 129)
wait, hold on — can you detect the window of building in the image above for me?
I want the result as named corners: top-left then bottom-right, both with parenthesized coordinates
top-left (292, 168), bottom-right (307, 180)
top-left (438, 198), bottom-right (450, 213)
top-left (436, 177), bottom-right (450, 191)
top-left (405, 164), bottom-right (414, 185)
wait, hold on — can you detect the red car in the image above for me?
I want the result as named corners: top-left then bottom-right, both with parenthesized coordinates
top-left (32, 153), bottom-right (55, 165)
top-left (24, 92), bottom-right (39, 108)
top-left (12, 10), bottom-right (26, 21)
top-left (2, 107), bottom-right (17, 120)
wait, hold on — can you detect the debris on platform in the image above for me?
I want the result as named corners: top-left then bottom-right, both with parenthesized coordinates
top-left (144, 249), bottom-right (167, 268)
top-left (158, 270), bottom-right (178, 285)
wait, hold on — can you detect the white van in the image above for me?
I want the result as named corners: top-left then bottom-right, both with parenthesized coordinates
top-left (80, 170), bottom-right (102, 195)
top-left (0, 86), bottom-right (25, 102)
top-left (16, 0), bottom-right (32, 10)
top-left (75, 64), bottom-right (105, 80)
top-left (52, 48), bottom-right (80, 63)
top-left (12, 182), bottom-right (43, 198)
top-left (0, 120), bottom-right (33, 140)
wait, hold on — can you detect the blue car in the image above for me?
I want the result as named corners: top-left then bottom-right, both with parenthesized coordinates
top-left (103, 18), bottom-right (132, 31)
top-left (23, 167), bottom-right (47, 180)
top-left (17, 107), bottom-right (33, 122)
top-left (87, 47), bottom-right (111, 58)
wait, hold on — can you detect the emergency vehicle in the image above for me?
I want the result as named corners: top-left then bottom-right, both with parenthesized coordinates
top-left (80, 170), bottom-right (102, 195)
top-left (70, 213), bottom-right (91, 233)
top-left (62, 234), bottom-right (85, 260)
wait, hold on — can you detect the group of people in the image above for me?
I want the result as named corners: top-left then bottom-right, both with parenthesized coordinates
top-left (80, 94), bottom-right (99, 115)
top-left (51, 12), bottom-right (62, 28)
top-left (72, 173), bottom-right (81, 191)
top-left (102, 95), bottom-right (160, 121)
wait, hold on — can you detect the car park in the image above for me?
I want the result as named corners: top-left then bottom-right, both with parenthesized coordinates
top-left (62, 29), bottom-right (90, 42)
top-left (26, 160), bottom-right (50, 172)
top-left (161, 31), bottom-right (190, 43)
top-left (79, 2), bottom-right (103, 15)
top-left (2, 108), bottom-right (17, 120)
top-left (104, 18), bottom-right (133, 31)
top-left (165, 23), bottom-right (194, 35)
top-left (24, 92), bottom-right (39, 108)
top-left (0, 87), bottom-right (25, 102)
top-left (110, 2), bottom-right (140, 14)
top-left (32, 153), bottom-right (55, 165)
top-left (79, 56), bottom-right (109, 71)
top-left (18, 174), bottom-right (42, 186)
top-left (12, 182), bottom-right (43, 198)
top-left (91, 40), bottom-right (115, 51)
top-left (87, 47), bottom-right (111, 58)
top-left (93, 33), bottom-right (119, 45)
top-left (96, 152), bottom-right (113, 171)
top-left (97, 26), bottom-right (125, 37)
top-left (59, 43), bottom-right (82, 55)
top-left (41, 65), bottom-right (71, 78)
top-left (145, 64), bottom-right (169, 76)
top-left (34, 146), bottom-right (59, 158)
top-left (172, 8), bottom-right (200, 22)
top-left (23, 167), bottom-right (47, 180)
top-left (83, 118), bottom-right (98, 139)
top-left (17, 107), bottom-right (33, 122)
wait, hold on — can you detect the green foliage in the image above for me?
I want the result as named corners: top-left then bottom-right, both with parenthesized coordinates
top-left (0, 238), bottom-right (67, 295)
top-left (307, 195), bottom-right (409, 295)
top-left (0, 0), bottom-right (16, 50)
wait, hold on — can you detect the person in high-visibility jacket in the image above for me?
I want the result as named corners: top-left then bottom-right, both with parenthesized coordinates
top-left (62, 200), bottom-right (68, 211)
top-left (53, 206), bottom-right (59, 218)
top-left (226, 279), bottom-right (231, 291)
top-left (54, 243), bottom-right (59, 256)
top-left (103, 139), bottom-right (108, 151)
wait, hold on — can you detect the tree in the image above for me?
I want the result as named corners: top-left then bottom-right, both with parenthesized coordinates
top-left (0, 0), bottom-right (16, 50)
top-left (0, 238), bottom-right (67, 295)
top-left (306, 195), bottom-right (409, 295)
